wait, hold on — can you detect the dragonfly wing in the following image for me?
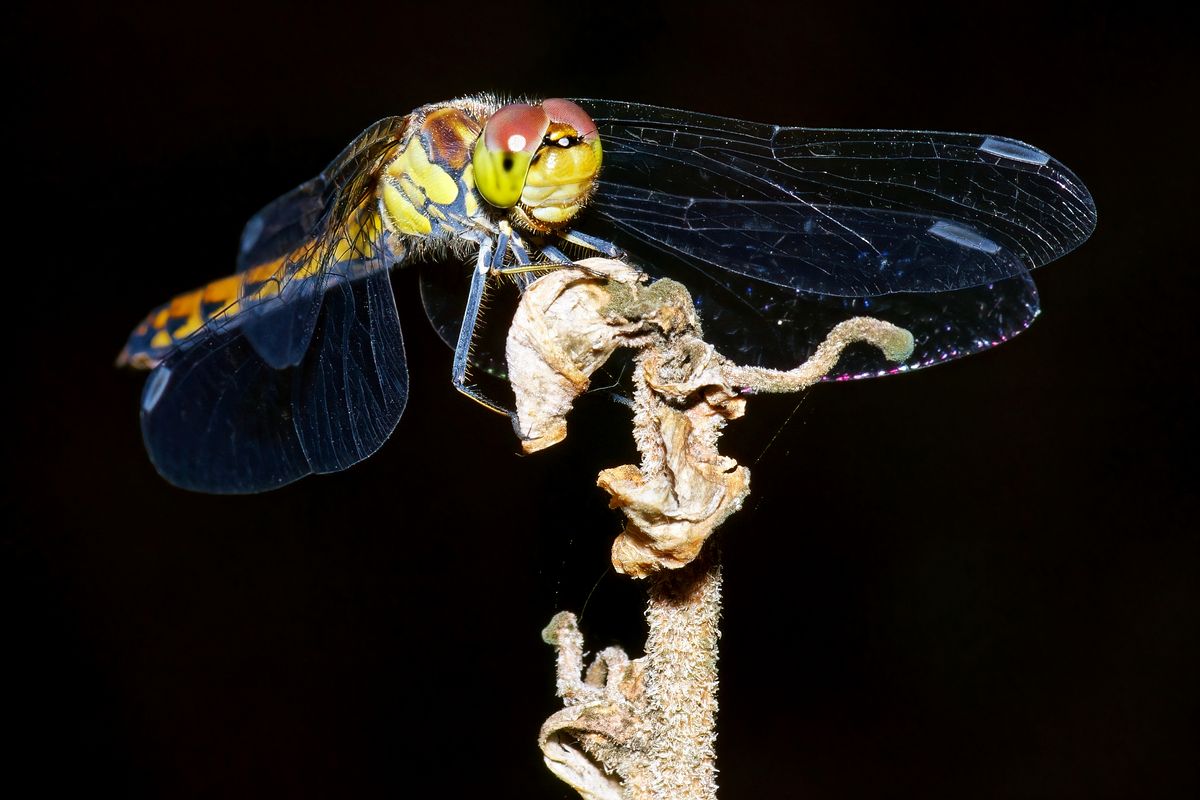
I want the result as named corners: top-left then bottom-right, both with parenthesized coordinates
top-left (291, 271), bottom-right (407, 471)
top-left (140, 271), bottom-right (407, 493)
top-left (580, 100), bottom-right (1096, 297)
top-left (417, 264), bottom-right (464, 355)
top-left (237, 117), bottom-right (409, 271)
top-left (238, 255), bottom-right (328, 370)
top-left (237, 176), bottom-right (327, 271)
top-left (233, 117), bottom-right (409, 369)
top-left (673, 255), bottom-right (1041, 378)
top-left (417, 264), bottom-right (513, 379)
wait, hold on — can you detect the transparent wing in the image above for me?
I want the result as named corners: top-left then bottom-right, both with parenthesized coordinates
top-left (418, 264), bottom-right (513, 380)
top-left (236, 176), bottom-right (327, 271)
top-left (235, 117), bottom-right (409, 368)
top-left (579, 99), bottom-right (1096, 298)
top-left (139, 271), bottom-right (408, 493)
top-left (652, 253), bottom-right (1041, 378)
top-left (417, 246), bottom-right (1039, 383)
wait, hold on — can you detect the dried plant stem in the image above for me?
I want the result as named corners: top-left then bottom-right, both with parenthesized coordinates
top-left (539, 549), bottom-right (721, 800)
top-left (514, 259), bottom-right (912, 798)
top-left (638, 549), bottom-right (722, 799)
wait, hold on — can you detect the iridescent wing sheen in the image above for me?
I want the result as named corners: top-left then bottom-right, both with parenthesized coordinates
top-left (560, 99), bottom-right (1093, 375)
top-left (235, 116), bottom-right (409, 369)
top-left (140, 271), bottom-right (407, 493)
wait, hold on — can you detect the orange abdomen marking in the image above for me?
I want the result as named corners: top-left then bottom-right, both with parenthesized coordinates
top-left (116, 253), bottom-right (291, 369)
top-left (118, 196), bottom-right (389, 369)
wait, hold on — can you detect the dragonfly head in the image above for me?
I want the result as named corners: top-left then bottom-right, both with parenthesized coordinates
top-left (472, 98), bottom-right (602, 232)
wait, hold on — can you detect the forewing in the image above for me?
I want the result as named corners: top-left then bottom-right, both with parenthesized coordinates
top-left (236, 176), bottom-right (327, 271)
top-left (579, 100), bottom-right (1096, 297)
top-left (140, 271), bottom-right (408, 493)
top-left (236, 117), bottom-right (409, 368)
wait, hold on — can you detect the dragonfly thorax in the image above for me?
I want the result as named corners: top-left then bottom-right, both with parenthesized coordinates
top-left (375, 97), bottom-right (603, 244)
top-left (377, 103), bottom-right (489, 241)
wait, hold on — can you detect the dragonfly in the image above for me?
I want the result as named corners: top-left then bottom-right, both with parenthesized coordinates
top-left (119, 96), bottom-right (1096, 493)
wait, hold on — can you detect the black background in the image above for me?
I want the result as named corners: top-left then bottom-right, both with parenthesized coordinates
top-left (9, 2), bottom-right (1196, 797)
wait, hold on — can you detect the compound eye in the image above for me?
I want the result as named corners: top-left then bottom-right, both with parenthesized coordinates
top-left (541, 98), bottom-right (598, 141)
top-left (540, 98), bottom-right (602, 169)
top-left (473, 103), bottom-right (551, 208)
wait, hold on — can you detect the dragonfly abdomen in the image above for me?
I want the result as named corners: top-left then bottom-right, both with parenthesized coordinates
top-left (117, 273), bottom-right (242, 368)
top-left (118, 197), bottom-right (394, 369)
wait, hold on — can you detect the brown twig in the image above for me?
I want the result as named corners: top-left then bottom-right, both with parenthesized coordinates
top-left (508, 259), bottom-right (912, 798)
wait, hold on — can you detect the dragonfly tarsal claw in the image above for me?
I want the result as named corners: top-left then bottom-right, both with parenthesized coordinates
top-left (452, 379), bottom-right (514, 417)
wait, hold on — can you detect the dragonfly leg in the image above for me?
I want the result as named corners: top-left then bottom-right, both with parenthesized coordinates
top-left (550, 229), bottom-right (642, 280)
top-left (539, 244), bottom-right (572, 264)
top-left (495, 222), bottom-right (588, 290)
top-left (498, 223), bottom-right (539, 291)
top-left (505, 223), bottom-right (533, 266)
top-left (558, 229), bottom-right (623, 257)
top-left (451, 236), bottom-right (510, 416)
top-left (450, 221), bottom-right (632, 416)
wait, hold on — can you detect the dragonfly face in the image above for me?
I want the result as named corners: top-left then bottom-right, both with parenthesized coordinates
top-left (470, 98), bottom-right (603, 232)
top-left (119, 95), bottom-right (1096, 493)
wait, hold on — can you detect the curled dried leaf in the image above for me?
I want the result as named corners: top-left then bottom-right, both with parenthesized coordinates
top-left (507, 259), bottom-right (912, 576)
top-left (507, 259), bottom-right (648, 452)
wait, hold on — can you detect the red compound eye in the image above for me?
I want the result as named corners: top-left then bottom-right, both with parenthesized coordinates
top-left (541, 98), bottom-right (597, 141)
top-left (484, 103), bottom-right (551, 154)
